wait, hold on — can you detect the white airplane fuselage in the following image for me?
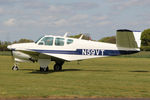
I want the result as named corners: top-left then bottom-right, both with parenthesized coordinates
top-left (8, 36), bottom-right (139, 62)
top-left (7, 30), bottom-right (142, 71)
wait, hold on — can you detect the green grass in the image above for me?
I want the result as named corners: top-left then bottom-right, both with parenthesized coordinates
top-left (0, 55), bottom-right (150, 98)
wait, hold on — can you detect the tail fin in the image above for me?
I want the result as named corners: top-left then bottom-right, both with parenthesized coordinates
top-left (116, 29), bottom-right (142, 49)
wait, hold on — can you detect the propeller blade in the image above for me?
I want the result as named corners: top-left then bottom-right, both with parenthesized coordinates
top-left (10, 50), bottom-right (14, 62)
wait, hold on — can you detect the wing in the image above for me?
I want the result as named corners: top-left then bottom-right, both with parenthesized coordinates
top-left (18, 49), bottom-right (102, 61)
top-left (18, 50), bottom-right (40, 59)
top-left (17, 50), bottom-right (69, 61)
top-left (44, 53), bottom-right (102, 61)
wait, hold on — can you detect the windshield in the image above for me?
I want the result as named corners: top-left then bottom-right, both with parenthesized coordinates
top-left (35, 36), bottom-right (44, 43)
top-left (40, 37), bottom-right (54, 45)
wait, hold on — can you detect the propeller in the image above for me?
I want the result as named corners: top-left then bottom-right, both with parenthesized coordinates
top-left (7, 43), bottom-right (19, 70)
top-left (10, 50), bottom-right (14, 62)
top-left (7, 45), bottom-right (14, 63)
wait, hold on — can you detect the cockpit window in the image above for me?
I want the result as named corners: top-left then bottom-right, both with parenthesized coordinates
top-left (67, 39), bottom-right (73, 44)
top-left (38, 37), bottom-right (53, 46)
top-left (55, 38), bottom-right (64, 46)
top-left (35, 36), bottom-right (43, 43)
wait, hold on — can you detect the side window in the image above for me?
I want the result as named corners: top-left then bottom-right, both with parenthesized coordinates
top-left (67, 39), bottom-right (73, 44)
top-left (55, 38), bottom-right (64, 46)
top-left (38, 37), bottom-right (53, 46)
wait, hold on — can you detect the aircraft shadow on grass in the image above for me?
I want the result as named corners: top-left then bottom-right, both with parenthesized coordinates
top-left (129, 70), bottom-right (149, 73)
top-left (20, 69), bottom-right (149, 74)
top-left (20, 68), bottom-right (114, 74)
top-left (26, 69), bottom-right (82, 74)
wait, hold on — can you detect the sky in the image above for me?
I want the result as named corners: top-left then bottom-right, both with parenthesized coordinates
top-left (0, 0), bottom-right (150, 42)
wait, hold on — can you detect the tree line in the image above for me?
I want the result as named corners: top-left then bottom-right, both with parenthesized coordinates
top-left (0, 28), bottom-right (150, 51)
top-left (141, 29), bottom-right (150, 51)
top-left (0, 39), bottom-right (33, 51)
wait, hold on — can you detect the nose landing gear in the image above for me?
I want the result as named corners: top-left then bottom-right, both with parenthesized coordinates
top-left (40, 66), bottom-right (49, 72)
top-left (12, 64), bottom-right (19, 71)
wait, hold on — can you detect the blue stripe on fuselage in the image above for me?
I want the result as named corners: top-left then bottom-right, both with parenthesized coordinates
top-left (29, 49), bottom-right (139, 56)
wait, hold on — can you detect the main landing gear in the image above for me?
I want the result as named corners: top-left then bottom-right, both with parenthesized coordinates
top-left (53, 61), bottom-right (64, 71)
top-left (39, 62), bottom-right (64, 72)
top-left (54, 63), bottom-right (62, 71)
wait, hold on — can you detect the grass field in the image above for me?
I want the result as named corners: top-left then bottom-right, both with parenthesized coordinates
top-left (0, 52), bottom-right (150, 98)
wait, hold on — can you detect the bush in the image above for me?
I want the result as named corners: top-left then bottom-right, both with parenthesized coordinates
top-left (141, 29), bottom-right (150, 46)
top-left (98, 36), bottom-right (116, 44)
top-left (69, 34), bottom-right (92, 40)
top-left (140, 46), bottom-right (150, 51)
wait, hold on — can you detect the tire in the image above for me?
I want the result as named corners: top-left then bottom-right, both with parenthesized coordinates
top-left (40, 67), bottom-right (43, 71)
top-left (46, 67), bottom-right (49, 71)
top-left (12, 66), bottom-right (19, 71)
top-left (40, 66), bottom-right (49, 72)
top-left (54, 64), bottom-right (62, 71)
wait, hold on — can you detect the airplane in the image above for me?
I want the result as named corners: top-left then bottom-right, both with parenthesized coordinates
top-left (7, 29), bottom-right (142, 72)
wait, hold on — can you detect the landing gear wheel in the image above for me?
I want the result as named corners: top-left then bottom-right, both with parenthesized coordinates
top-left (40, 67), bottom-right (42, 71)
top-left (12, 66), bottom-right (19, 71)
top-left (46, 67), bottom-right (49, 71)
top-left (54, 64), bottom-right (62, 71)
top-left (40, 66), bottom-right (49, 72)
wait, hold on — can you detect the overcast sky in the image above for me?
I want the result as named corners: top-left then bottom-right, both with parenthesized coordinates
top-left (0, 0), bottom-right (150, 41)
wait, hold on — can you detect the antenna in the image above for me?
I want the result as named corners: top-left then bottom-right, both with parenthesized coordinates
top-left (64, 32), bottom-right (68, 37)
top-left (79, 34), bottom-right (83, 39)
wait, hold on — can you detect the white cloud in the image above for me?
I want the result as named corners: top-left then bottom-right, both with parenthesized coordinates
top-left (53, 19), bottom-right (68, 26)
top-left (69, 2), bottom-right (99, 10)
top-left (50, 14), bottom-right (110, 28)
top-left (3, 18), bottom-right (16, 26)
top-left (23, 0), bottom-right (48, 9)
top-left (47, 2), bottom-right (99, 16)
top-left (70, 14), bottom-right (89, 21)
top-left (94, 16), bottom-right (108, 21)
top-left (48, 5), bottom-right (71, 15)
top-left (108, 0), bottom-right (150, 10)
top-left (117, 0), bottom-right (141, 10)
top-left (97, 21), bottom-right (111, 26)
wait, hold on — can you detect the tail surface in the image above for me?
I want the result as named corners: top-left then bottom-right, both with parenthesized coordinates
top-left (116, 29), bottom-right (142, 49)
